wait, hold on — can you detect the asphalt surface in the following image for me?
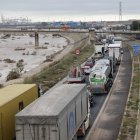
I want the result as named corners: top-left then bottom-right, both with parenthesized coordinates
top-left (86, 46), bottom-right (132, 140)
top-left (77, 70), bottom-right (118, 140)
top-left (46, 47), bottom-right (124, 140)
top-left (78, 60), bottom-right (119, 140)
top-left (78, 94), bottom-right (107, 140)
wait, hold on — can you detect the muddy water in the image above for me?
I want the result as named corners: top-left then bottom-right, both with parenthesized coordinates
top-left (0, 33), bottom-right (68, 84)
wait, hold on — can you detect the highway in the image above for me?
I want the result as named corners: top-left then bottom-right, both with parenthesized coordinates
top-left (86, 46), bottom-right (132, 140)
top-left (46, 46), bottom-right (121, 140)
top-left (3, 26), bottom-right (132, 139)
top-left (0, 26), bottom-right (136, 139)
top-left (78, 94), bottom-right (107, 140)
top-left (78, 59), bottom-right (119, 140)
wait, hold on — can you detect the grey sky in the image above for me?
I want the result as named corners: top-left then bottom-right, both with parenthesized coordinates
top-left (0, 0), bottom-right (140, 21)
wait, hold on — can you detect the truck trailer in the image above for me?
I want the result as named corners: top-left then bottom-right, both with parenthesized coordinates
top-left (94, 43), bottom-right (104, 55)
top-left (82, 58), bottom-right (95, 75)
top-left (108, 43), bottom-right (122, 65)
top-left (0, 84), bottom-right (38, 140)
top-left (67, 65), bottom-right (86, 83)
top-left (15, 84), bottom-right (90, 140)
top-left (89, 59), bottom-right (113, 94)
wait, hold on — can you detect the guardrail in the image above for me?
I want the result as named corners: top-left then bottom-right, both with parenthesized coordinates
top-left (0, 29), bottom-right (89, 33)
top-left (0, 28), bottom-right (140, 34)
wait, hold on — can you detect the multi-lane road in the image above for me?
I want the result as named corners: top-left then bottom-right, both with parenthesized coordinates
top-left (48, 43), bottom-right (131, 140)
top-left (85, 46), bottom-right (132, 140)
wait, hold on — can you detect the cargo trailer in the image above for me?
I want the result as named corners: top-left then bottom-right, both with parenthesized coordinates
top-left (108, 43), bottom-right (122, 65)
top-left (16, 84), bottom-right (90, 140)
top-left (67, 65), bottom-right (86, 83)
top-left (95, 43), bottom-right (104, 54)
top-left (89, 59), bottom-right (113, 94)
top-left (0, 84), bottom-right (38, 140)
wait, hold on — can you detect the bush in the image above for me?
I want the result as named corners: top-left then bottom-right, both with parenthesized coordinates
top-left (3, 59), bottom-right (15, 63)
top-left (7, 69), bottom-right (20, 81)
top-left (16, 60), bottom-right (24, 72)
top-left (0, 84), bottom-right (3, 88)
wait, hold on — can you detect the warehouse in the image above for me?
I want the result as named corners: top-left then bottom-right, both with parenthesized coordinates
top-left (0, 84), bottom-right (38, 140)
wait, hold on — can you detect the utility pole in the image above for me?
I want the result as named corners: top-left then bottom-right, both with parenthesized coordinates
top-left (119, 1), bottom-right (122, 22)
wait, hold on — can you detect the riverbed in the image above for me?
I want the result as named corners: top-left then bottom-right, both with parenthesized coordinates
top-left (0, 33), bottom-right (68, 84)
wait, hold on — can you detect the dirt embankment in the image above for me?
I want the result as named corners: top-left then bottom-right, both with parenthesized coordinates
top-left (3, 33), bottom-right (89, 86)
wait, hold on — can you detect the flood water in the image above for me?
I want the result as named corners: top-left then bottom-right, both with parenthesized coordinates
top-left (0, 33), bottom-right (68, 84)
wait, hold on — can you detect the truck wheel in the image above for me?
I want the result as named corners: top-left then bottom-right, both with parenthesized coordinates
top-left (106, 88), bottom-right (109, 94)
top-left (82, 79), bottom-right (86, 83)
top-left (72, 134), bottom-right (77, 140)
top-left (108, 79), bottom-right (113, 87)
top-left (105, 84), bottom-right (109, 93)
top-left (90, 102), bottom-right (93, 107)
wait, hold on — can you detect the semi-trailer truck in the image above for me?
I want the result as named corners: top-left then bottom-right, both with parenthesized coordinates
top-left (16, 84), bottom-right (90, 140)
top-left (89, 59), bottom-right (113, 94)
top-left (67, 65), bottom-right (86, 83)
top-left (108, 43), bottom-right (122, 65)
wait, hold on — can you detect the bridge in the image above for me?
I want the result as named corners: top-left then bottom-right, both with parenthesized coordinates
top-left (0, 29), bottom-right (90, 47)
top-left (0, 28), bottom-right (140, 47)
top-left (0, 28), bottom-right (140, 34)
top-left (0, 28), bottom-right (89, 33)
top-left (95, 30), bottom-right (140, 35)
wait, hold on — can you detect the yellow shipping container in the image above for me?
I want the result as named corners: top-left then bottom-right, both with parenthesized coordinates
top-left (0, 84), bottom-right (38, 140)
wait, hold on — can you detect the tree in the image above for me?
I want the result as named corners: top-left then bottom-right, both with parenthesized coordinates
top-left (6, 68), bottom-right (20, 81)
top-left (130, 21), bottom-right (140, 30)
top-left (41, 22), bottom-right (47, 26)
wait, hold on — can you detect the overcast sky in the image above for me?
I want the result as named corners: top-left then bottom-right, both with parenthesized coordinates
top-left (0, 0), bottom-right (140, 21)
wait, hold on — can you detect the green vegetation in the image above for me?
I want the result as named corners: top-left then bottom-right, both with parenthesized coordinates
top-left (130, 21), bottom-right (140, 31)
top-left (7, 68), bottom-right (20, 81)
top-left (24, 42), bottom-right (94, 92)
top-left (0, 84), bottom-right (3, 89)
top-left (118, 43), bottom-right (140, 140)
top-left (3, 58), bottom-right (15, 63)
top-left (16, 59), bottom-right (24, 72)
top-left (6, 59), bottom-right (24, 81)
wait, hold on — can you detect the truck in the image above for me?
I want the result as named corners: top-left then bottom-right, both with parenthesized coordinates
top-left (108, 43), bottom-right (122, 65)
top-left (67, 65), bottom-right (86, 83)
top-left (95, 43), bottom-right (105, 55)
top-left (0, 84), bottom-right (38, 140)
top-left (82, 58), bottom-right (95, 75)
top-left (15, 84), bottom-right (90, 140)
top-left (89, 59), bottom-right (113, 94)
